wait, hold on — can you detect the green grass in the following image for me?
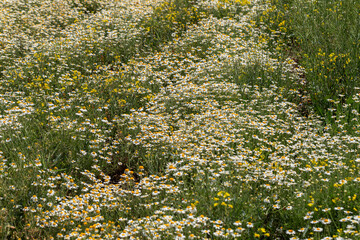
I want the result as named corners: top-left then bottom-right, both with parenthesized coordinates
top-left (266, 0), bottom-right (360, 132)
top-left (0, 0), bottom-right (359, 239)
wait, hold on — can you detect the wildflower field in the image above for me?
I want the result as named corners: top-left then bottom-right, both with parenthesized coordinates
top-left (0, 0), bottom-right (359, 239)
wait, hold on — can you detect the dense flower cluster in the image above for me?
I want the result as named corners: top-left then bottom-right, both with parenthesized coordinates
top-left (0, 0), bottom-right (359, 239)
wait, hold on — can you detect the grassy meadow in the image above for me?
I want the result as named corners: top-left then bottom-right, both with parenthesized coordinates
top-left (0, 0), bottom-right (359, 239)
